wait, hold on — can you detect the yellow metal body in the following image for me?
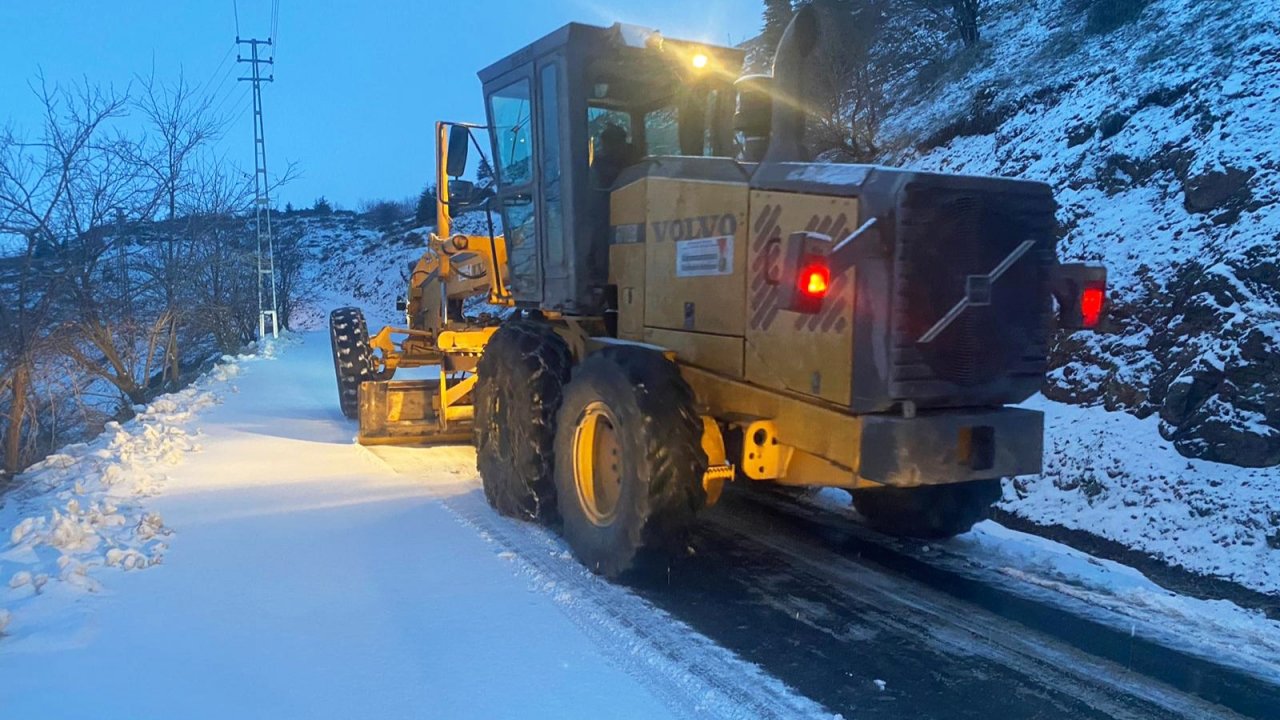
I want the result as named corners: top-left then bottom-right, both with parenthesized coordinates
top-left (699, 417), bottom-right (732, 505)
top-left (607, 172), bottom-right (879, 490)
top-left (356, 123), bottom-right (512, 445)
top-left (357, 118), bottom-right (904, 492)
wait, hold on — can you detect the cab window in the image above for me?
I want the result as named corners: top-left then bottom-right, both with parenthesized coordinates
top-left (643, 106), bottom-right (679, 156)
top-left (489, 79), bottom-right (533, 186)
top-left (588, 107), bottom-right (632, 160)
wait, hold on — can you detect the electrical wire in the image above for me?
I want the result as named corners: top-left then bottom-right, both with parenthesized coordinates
top-left (225, 85), bottom-right (254, 130)
top-left (270, 0), bottom-right (280, 57)
top-left (197, 42), bottom-right (236, 98)
top-left (233, 0), bottom-right (241, 37)
top-left (207, 61), bottom-right (247, 121)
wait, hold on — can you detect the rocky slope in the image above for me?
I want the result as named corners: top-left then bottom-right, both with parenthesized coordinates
top-left (880, 0), bottom-right (1279, 468)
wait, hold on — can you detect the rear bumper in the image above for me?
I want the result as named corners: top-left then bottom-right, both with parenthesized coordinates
top-left (858, 407), bottom-right (1043, 486)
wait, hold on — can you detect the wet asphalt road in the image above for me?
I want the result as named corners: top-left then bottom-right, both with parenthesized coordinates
top-left (628, 489), bottom-right (1254, 720)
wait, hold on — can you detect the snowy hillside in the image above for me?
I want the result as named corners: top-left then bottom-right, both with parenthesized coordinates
top-left (882, 0), bottom-right (1279, 469)
top-left (287, 209), bottom-right (500, 331)
top-left (843, 0), bottom-right (1280, 597)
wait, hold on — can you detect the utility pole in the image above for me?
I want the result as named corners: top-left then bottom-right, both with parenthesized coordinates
top-left (237, 36), bottom-right (279, 339)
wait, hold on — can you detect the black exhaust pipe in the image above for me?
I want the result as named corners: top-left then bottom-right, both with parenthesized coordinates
top-left (762, 5), bottom-right (819, 164)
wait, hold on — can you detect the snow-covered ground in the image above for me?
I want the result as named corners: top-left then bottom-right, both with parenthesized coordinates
top-left (0, 331), bottom-right (829, 719)
top-left (1011, 394), bottom-right (1279, 596)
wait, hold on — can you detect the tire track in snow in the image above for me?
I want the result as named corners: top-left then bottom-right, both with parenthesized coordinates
top-left (436, 489), bottom-right (837, 720)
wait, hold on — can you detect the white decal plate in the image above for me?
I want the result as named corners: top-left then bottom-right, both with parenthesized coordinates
top-left (675, 236), bottom-right (734, 277)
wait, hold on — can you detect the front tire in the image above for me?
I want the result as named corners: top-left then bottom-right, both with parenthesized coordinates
top-left (329, 307), bottom-right (374, 420)
top-left (553, 348), bottom-right (707, 578)
top-left (850, 479), bottom-right (1002, 538)
top-left (473, 320), bottom-right (571, 523)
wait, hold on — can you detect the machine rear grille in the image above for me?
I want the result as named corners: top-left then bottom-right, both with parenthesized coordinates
top-left (891, 183), bottom-right (1055, 404)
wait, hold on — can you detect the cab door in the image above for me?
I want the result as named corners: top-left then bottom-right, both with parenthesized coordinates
top-left (486, 68), bottom-right (542, 303)
top-left (534, 56), bottom-right (570, 303)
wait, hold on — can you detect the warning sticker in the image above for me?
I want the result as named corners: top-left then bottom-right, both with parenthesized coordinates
top-left (675, 236), bottom-right (734, 277)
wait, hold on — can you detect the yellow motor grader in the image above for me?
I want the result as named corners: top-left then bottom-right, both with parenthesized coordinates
top-left (329, 9), bottom-right (1107, 577)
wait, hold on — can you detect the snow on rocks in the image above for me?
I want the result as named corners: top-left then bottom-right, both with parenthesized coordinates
top-left (883, 0), bottom-right (1280, 466)
top-left (1006, 394), bottom-right (1280, 597)
top-left (853, 0), bottom-right (1280, 596)
top-left (0, 342), bottom-right (273, 634)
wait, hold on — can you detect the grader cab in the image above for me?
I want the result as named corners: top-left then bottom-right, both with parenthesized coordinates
top-left (329, 8), bottom-right (1107, 577)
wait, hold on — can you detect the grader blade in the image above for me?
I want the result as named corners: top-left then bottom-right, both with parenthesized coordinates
top-left (357, 379), bottom-right (474, 446)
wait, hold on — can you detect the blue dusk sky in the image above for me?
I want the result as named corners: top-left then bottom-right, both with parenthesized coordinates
top-left (0, 0), bottom-right (760, 210)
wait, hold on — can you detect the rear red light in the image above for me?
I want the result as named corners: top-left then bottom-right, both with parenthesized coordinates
top-left (779, 230), bottom-right (837, 313)
top-left (802, 264), bottom-right (830, 297)
top-left (1080, 282), bottom-right (1105, 329)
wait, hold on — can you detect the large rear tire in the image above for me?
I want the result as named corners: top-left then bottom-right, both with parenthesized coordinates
top-left (473, 320), bottom-right (571, 523)
top-left (553, 347), bottom-right (708, 579)
top-left (329, 307), bottom-right (374, 420)
top-left (850, 479), bottom-right (1002, 539)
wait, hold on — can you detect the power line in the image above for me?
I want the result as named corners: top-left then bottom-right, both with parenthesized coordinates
top-left (271, 0), bottom-right (280, 50)
top-left (197, 42), bottom-right (236, 98)
top-left (203, 63), bottom-right (244, 126)
top-left (219, 85), bottom-right (253, 131)
top-left (209, 71), bottom-right (249, 123)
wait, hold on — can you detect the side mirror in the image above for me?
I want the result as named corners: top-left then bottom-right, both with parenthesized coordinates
top-left (446, 125), bottom-right (470, 178)
top-left (448, 179), bottom-right (477, 207)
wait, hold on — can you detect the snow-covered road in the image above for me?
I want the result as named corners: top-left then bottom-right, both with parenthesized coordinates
top-left (4, 329), bottom-right (1277, 719)
top-left (0, 332), bottom-right (826, 719)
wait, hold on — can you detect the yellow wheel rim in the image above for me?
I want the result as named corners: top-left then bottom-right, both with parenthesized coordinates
top-left (572, 401), bottom-right (623, 526)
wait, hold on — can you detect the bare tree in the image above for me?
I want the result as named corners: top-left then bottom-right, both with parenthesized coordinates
top-left (804, 0), bottom-right (892, 161)
top-left (909, 0), bottom-right (982, 48)
top-left (129, 70), bottom-right (228, 388)
top-left (0, 75), bottom-right (131, 474)
top-left (183, 157), bottom-right (259, 353)
top-left (0, 64), bottom-right (303, 478)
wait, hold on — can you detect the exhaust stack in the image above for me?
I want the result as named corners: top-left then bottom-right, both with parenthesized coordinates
top-left (762, 5), bottom-right (818, 164)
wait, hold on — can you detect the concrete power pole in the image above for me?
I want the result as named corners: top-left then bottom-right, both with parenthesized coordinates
top-left (237, 36), bottom-right (279, 339)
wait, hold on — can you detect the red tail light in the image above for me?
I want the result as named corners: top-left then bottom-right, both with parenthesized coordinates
top-left (785, 260), bottom-right (830, 314)
top-left (802, 264), bottom-right (830, 298)
top-left (779, 231), bottom-right (837, 314)
top-left (1080, 282), bottom-right (1105, 329)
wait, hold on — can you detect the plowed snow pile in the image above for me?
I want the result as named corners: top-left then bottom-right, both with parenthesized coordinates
top-left (1011, 395), bottom-right (1278, 596)
top-left (0, 346), bottom-right (266, 606)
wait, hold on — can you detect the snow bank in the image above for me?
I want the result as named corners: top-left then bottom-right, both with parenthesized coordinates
top-left (0, 340), bottom-right (277, 627)
top-left (1007, 394), bottom-right (1279, 596)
